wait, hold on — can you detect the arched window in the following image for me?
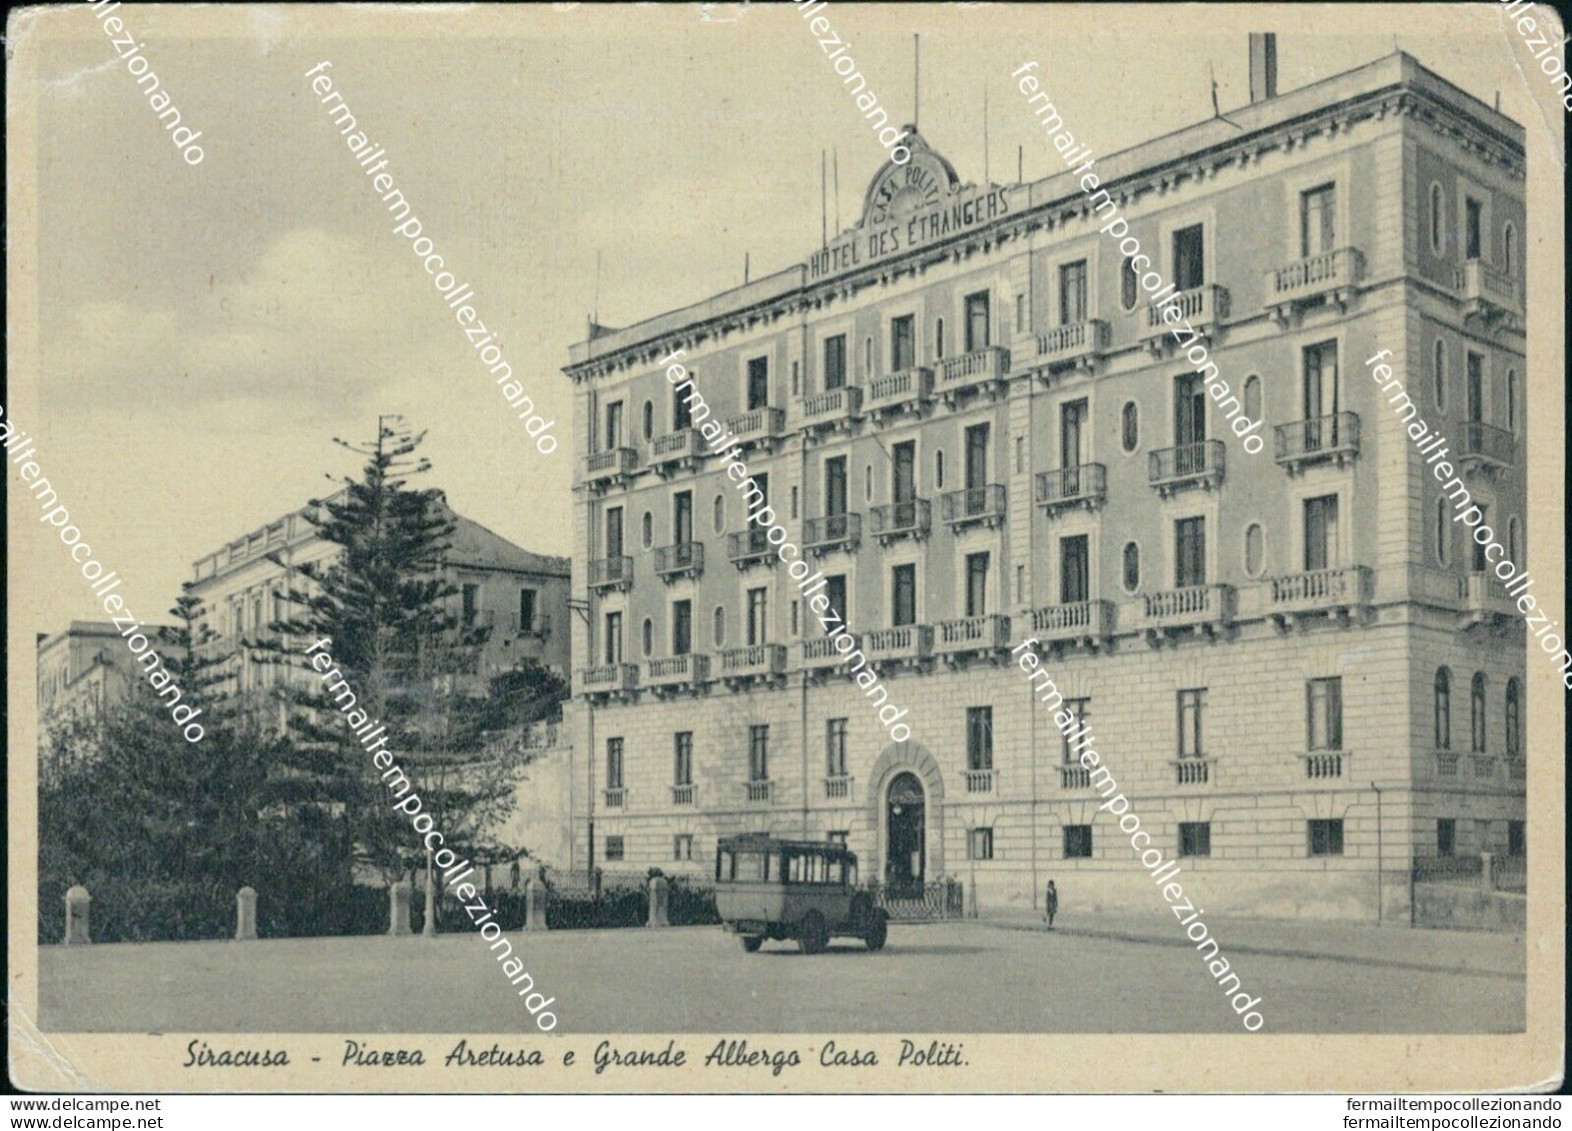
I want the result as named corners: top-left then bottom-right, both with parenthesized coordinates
top-left (641, 511), bottom-right (653, 549)
top-left (714, 494), bottom-right (725, 533)
top-left (642, 400), bottom-right (654, 441)
top-left (641, 618), bottom-right (653, 658)
top-left (1122, 542), bottom-right (1141, 593)
top-left (1435, 497), bottom-right (1448, 563)
top-left (865, 464), bottom-right (873, 502)
top-left (1471, 672), bottom-right (1487, 752)
top-left (1121, 257), bottom-right (1139, 311)
top-left (1503, 221), bottom-right (1517, 277)
top-left (1505, 678), bottom-right (1521, 760)
top-left (935, 317), bottom-right (946, 360)
top-left (1243, 375), bottom-right (1262, 423)
top-left (935, 450), bottom-right (945, 489)
top-left (1433, 339), bottom-right (1447, 410)
top-left (713, 606), bottom-right (726, 648)
top-left (863, 336), bottom-right (873, 378)
top-left (1434, 668), bottom-right (1452, 750)
top-left (1507, 369), bottom-right (1518, 435)
top-left (1429, 183), bottom-right (1444, 254)
top-left (1121, 402), bottom-right (1140, 452)
top-left (1507, 516), bottom-right (1521, 565)
top-left (1244, 523), bottom-right (1264, 577)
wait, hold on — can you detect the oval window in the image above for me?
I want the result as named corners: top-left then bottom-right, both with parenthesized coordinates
top-left (713, 606), bottom-right (726, 648)
top-left (1433, 340), bottom-right (1447, 410)
top-left (713, 494), bottom-right (725, 533)
top-left (642, 400), bottom-right (654, 441)
top-left (1122, 542), bottom-right (1141, 593)
top-left (1244, 523), bottom-right (1264, 577)
top-left (641, 618), bottom-right (653, 658)
top-left (1121, 257), bottom-right (1139, 311)
top-left (1121, 402), bottom-right (1140, 453)
top-left (641, 511), bottom-right (653, 550)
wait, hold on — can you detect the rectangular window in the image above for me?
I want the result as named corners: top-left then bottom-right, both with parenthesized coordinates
top-left (673, 490), bottom-right (693, 544)
top-left (1059, 535), bottom-right (1089, 605)
top-left (604, 835), bottom-right (625, 862)
top-left (749, 725), bottom-right (769, 783)
top-left (674, 732), bottom-right (693, 786)
top-left (1300, 183), bottom-right (1336, 258)
top-left (892, 440), bottom-right (916, 506)
top-left (965, 552), bottom-right (990, 617)
top-left (1059, 260), bottom-right (1087, 325)
top-left (1179, 821), bottom-right (1211, 858)
top-left (891, 314), bottom-right (916, 371)
top-left (1175, 373), bottom-right (1207, 447)
top-left (968, 828), bottom-right (995, 861)
top-left (826, 718), bottom-right (848, 777)
top-left (461, 583), bottom-right (479, 626)
top-left (824, 575), bottom-right (847, 625)
top-left (1173, 224), bottom-right (1205, 289)
top-left (605, 506), bottom-right (624, 558)
top-left (1060, 399), bottom-right (1088, 471)
top-left (1175, 516), bottom-right (1207, 588)
top-left (1466, 351), bottom-right (1485, 424)
top-left (790, 600), bottom-right (799, 637)
top-left (1302, 340), bottom-right (1340, 426)
top-left (1472, 504), bottom-right (1489, 573)
top-left (674, 834), bottom-right (693, 862)
top-left (891, 563), bottom-right (917, 627)
top-left (1177, 688), bottom-right (1207, 759)
top-left (1307, 678), bottom-right (1343, 752)
top-left (824, 456), bottom-right (848, 518)
top-left (1303, 495), bottom-right (1340, 572)
top-left (1064, 825), bottom-right (1093, 858)
top-left (1465, 197), bottom-right (1482, 260)
top-left (965, 422), bottom-right (989, 493)
top-left (747, 587), bottom-right (768, 646)
top-left (1015, 293), bottom-right (1027, 335)
top-left (1308, 819), bottom-right (1344, 857)
top-left (605, 738), bottom-right (624, 790)
top-left (1507, 821), bottom-right (1525, 857)
top-left (672, 599), bottom-right (692, 656)
top-left (1062, 699), bottom-right (1090, 763)
top-left (518, 588), bottom-right (537, 632)
top-left (966, 706), bottom-right (994, 771)
top-left (604, 611), bottom-right (622, 665)
top-left (673, 381), bottom-right (693, 430)
top-left (824, 335), bottom-right (847, 391)
top-left (604, 401), bottom-right (624, 450)
top-left (1436, 818), bottom-right (1456, 857)
top-left (747, 357), bottom-right (769, 410)
top-left (964, 291), bottom-right (991, 351)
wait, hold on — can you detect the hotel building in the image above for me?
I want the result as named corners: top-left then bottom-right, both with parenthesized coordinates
top-left (561, 43), bottom-right (1527, 920)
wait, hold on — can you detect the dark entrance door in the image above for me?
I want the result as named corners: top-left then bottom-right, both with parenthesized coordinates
top-left (885, 772), bottom-right (926, 895)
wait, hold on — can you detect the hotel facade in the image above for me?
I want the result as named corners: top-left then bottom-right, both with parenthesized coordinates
top-left (561, 45), bottom-right (1527, 921)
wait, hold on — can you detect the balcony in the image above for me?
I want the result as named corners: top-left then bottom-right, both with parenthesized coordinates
top-left (1302, 752), bottom-right (1346, 780)
top-left (1059, 764), bottom-right (1091, 790)
top-left (654, 541), bottom-right (704, 582)
top-left (1172, 759), bottom-right (1213, 786)
top-left (823, 775), bottom-right (853, 801)
top-left (1034, 319), bottom-right (1109, 374)
top-left (869, 498), bottom-right (931, 544)
top-left (941, 484), bottom-right (1007, 530)
top-left (963, 768), bottom-right (996, 795)
top-left (1458, 421), bottom-right (1515, 476)
top-left (1036, 464), bottom-right (1106, 515)
top-left (584, 447), bottom-right (639, 490)
top-left (862, 624), bottom-right (932, 668)
top-left (724, 407), bottom-right (785, 450)
top-left (1148, 440), bottom-right (1225, 496)
top-left (589, 555), bottom-right (633, 592)
top-left (1266, 566), bottom-right (1371, 626)
top-left (603, 787), bottom-right (625, 809)
top-left (936, 346), bottom-right (1010, 404)
top-left (1464, 572), bottom-right (1516, 626)
top-left (801, 386), bottom-right (862, 434)
top-left (508, 613), bottom-right (551, 637)
top-left (801, 634), bottom-right (856, 672)
top-left (803, 512), bottom-right (861, 555)
top-left (1141, 285), bottom-right (1229, 352)
top-left (1462, 260), bottom-right (1522, 329)
top-left (1508, 759), bottom-right (1526, 782)
top-left (935, 614), bottom-right (1011, 662)
top-left (1470, 754), bottom-right (1498, 780)
top-left (644, 653), bottom-right (710, 695)
top-left (580, 662), bottom-right (638, 699)
top-left (745, 780), bottom-right (773, 804)
top-left (1030, 600), bottom-right (1115, 650)
top-left (1265, 247), bottom-right (1364, 324)
top-left (671, 783), bottom-right (695, 806)
top-left (1140, 584), bottom-right (1233, 640)
top-left (718, 643), bottom-right (788, 686)
top-left (726, 528), bottom-right (775, 570)
top-left (1274, 413), bottom-right (1361, 473)
top-left (865, 366), bottom-right (933, 418)
top-left (1434, 750), bottom-right (1460, 777)
top-left (650, 429), bottom-right (705, 476)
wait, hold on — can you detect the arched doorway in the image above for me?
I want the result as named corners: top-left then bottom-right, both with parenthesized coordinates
top-left (885, 772), bottom-right (926, 895)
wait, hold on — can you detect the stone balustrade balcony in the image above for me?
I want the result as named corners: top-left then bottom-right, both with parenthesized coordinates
top-left (823, 775), bottom-right (853, 801)
top-left (718, 643), bottom-right (787, 685)
top-left (1149, 440), bottom-right (1225, 496)
top-left (644, 653), bottom-right (710, 694)
top-left (1266, 566), bottom-right (1370, 625)
top-left (1140, 584), bottom-right (1233, 638)
top-left (963, 768), bottom-right (996, 795)
top-left (1030, 600), bottom-right (1115, 649)
top-left (603, 787), bottom-right (625, 809)
top-left (936, 346), bottom-right (1010, 403)
top-left (724, 407), bottom-right (785, 450)
top-left (1458, 421), bottom-right (1515, 475)
top-left (935, 614), bottom-right (1011, 660)
top-left (583, 447), bottom-right (639, 489)
top-left (800, 633), bottom-right (857, 672)
top-left (671, 783), bottom-right (695, 806)
top-left (1302, 751), bottom-right (1346, 780)
top-left (1274, 412), bottom-right (1361, 472)
top-left (1036, 464), bottom-right (1106, 515)
top-left (1464, 572), bottom-right (1516, 626)
top-left (865, 366), bottom-right (933, 417)
top-left (745, 780), bottom-right (773, 804)
top-left (801, 386), bottom-right (862, 433)
top-left (1035, 320), bottom-right (1109, 373)
top-left (862, 624), bottom-right (932, 667)
top-left (1140, 285), bottom-right (1229, 351)
top-left (1059, 764), bottom-right (1091, 790)
top-left (869, 498), bottom-right (931, 544)
top-left (650, 429), bottom-right (705, 475)
top-left (580, 662), bottom-right (638, 698)
top-left (1172, 759), bottom-right (1213, 786)
top-left (1462, 260), bottom-right (1522, 327)
top-left (1265, 246), bottom-right (1364, 322)
top-left (803, 512), bottom-right (861, 555)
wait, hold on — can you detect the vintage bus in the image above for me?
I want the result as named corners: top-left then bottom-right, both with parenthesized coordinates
top-left (714, 834), bottom-right (889, 954)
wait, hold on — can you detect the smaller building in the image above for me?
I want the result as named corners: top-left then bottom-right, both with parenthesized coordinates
top-left (36, 620), bottom-right (176, 734)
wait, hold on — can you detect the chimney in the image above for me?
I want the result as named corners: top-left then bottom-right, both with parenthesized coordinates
top-left (1249, 33), bottom-right (1278, 103)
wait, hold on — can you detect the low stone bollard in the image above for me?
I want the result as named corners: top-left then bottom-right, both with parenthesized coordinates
top-left (524, 876), bottom-right (547, 932)
top-left (64, 885), bottom-right (91, 946)
top-left (1479, 852), bottom-right (1495, 894)
top-left (389, 881), bottom-right (412, 936)
top-left (235, 886), bottom-right (258, 941)
top-left (648, 875), bottom-right (669, 928)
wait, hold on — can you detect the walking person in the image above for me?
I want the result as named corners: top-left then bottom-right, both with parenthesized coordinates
top-left (1044, 879), bottom-right (1058, 929)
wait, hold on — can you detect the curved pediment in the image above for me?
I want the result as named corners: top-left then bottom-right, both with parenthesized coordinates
top-left (858, 129), bottom-right (960, 229)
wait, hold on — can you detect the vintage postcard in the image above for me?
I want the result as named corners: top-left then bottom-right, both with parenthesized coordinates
top-left (6, 1), bottom-right (1564, 1095)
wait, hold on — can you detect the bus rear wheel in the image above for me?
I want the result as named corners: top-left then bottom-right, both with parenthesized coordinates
top-left (863, 909), bottom-right (888, 952)
top-left (797, 911), bottom-right (829, 955)
top-left (740, 935), bottom-right (763, 953)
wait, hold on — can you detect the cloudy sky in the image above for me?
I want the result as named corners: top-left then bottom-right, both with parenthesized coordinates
top-left (10, 2), bottom-right (1555, 629)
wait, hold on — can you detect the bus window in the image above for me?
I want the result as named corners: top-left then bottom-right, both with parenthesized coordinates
top-left (717, 850), bottom-right (734, 882)
top-left (736, 852), bottom-right (768, 882)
